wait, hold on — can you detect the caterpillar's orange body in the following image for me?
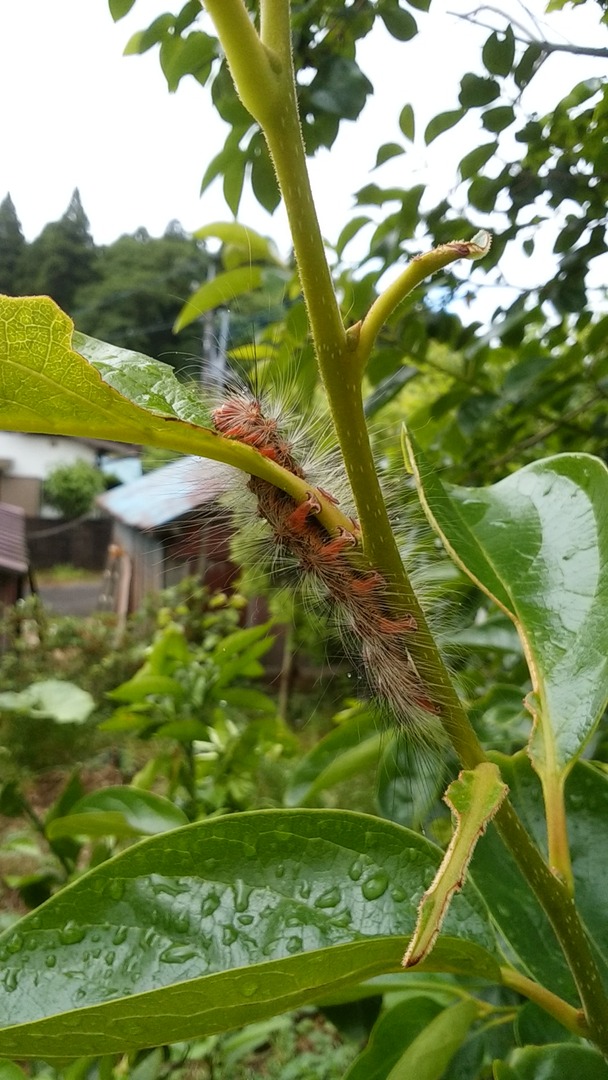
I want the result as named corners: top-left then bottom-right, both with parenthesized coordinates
top-left (212, 392), bottom-right (440, 730)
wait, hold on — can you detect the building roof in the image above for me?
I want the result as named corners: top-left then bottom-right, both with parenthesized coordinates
top-left (0, 502), bottom-right (29, 574)
top-left (97, 456), bottom-right (235, 530)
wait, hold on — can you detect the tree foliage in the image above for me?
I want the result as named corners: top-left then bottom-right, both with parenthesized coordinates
top-left (0, 195), bottom-right (213, 373)
top-left (42, 459), bottom-right (107, 519)
top-left (0, 194), bottom-right (26, 295)
top-left (17, 189), bottom-right (98, 312)
top-left (116, 0), bottom-right (608, 484)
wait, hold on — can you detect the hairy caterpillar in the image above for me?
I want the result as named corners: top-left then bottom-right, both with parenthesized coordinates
top-left (211, 386), bottom-right (444, 743)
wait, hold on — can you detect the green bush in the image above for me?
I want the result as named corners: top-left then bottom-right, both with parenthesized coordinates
top-left (42, 459), bottom-right (106, 518)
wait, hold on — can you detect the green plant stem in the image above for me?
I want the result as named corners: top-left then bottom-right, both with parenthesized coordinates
top-left (356, 232), bottom-right (491, 371)
top-left (500, 966), bottom-right (588, 1039)
top-left (202, 0), bottom-right (608, 1053)
top-left (495, 798), bottom-right (608, 1054)
top-left (540, 766), bottom-right (574, 893)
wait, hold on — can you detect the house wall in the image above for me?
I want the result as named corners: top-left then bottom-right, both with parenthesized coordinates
top-left (0, 432), bottom-right (100, 515)
top-left (0, 476), bottom-right (40, 515)
top-left (0, 432), bottom-right (98, 480)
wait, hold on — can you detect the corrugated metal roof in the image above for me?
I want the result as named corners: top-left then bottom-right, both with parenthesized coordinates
top-left (0, 502), bottom-right (29, 574)
top-left (97, 456), bottom-right (235, 530)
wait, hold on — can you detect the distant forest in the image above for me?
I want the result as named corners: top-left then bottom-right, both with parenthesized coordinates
top-left (0, 189), bottom-right (212, 377)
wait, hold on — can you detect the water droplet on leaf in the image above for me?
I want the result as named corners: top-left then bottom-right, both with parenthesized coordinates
top-left (222, 925), bottom-right (238, 946)
top-left (159, 943), bottom-right (198, 964)
top-left (233, 880), bottom-right (253, 912)
top-left (7, 934), bottom-right (23, 954)
top-left (201, 892), bottom-right (221, 917)
top-left (348, 860), bottom-right (364, 881)
top-left (60, 921), bottom-right (86, 945)
top-left (362, 873), bottom-right (389, 900)
top-left (315, 886), bottom-right (341, 909)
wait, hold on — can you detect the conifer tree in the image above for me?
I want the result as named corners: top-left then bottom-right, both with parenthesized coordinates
top-left (0, 193), bottom-right (26, 295)
top-left (19, 188), bottom-right (98, 310)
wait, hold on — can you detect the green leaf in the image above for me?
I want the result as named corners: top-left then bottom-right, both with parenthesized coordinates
top-left (212, 623), bottom-right (274, 661)
top-left (193, 222), bottom-right (281, 265)
top-left (468, 176), bottom-right (500, 212)
top-left (482, 27), bottom-right (515, 77)
top-left (223, 153), bottom-right (247, 217)
top-left (343, 997), bottom-right (444, 1079)
top-left (386, 998), bottom-right (479, 1079)
top-left (501, 1044), bottom-right (608, 1079)
top-left (0, 296), bottom-right (203, 444)
top-left (219, 688), bottom-right (276, 713)
top-left (0, 810), bottom-right (499, 1057)
top-left (0, 297), bottom-right (321, 511)
top-left (374, 143), bottom-right (405, 168)
top-left (308, 57), bottom-right (373, 120)
top-left (380, 3), bottom-right (418, 42)
top-left (404, 764), bottom-right (507, 967)
top-left (174, 266), bottom-right (265, 332)
top-left (0, 681), bottom-right (95, 724)
top-left (336, 216), bottom-right (371, 256)
top-left (71, 331), bottom-right (209, 424)
top-left (482, 106), bottom-right (515, 133)
top-left (399, 104), bottom-right (415, 141)
top-left (0, 1062), bottom-right (28, 1080)
top-left (159, 31), bottom-right (216, 92)
top-left (123, 15), bottom-right (174, 55)
top-left (424, 109), bottom-right (465, 145)
top-left (107, 674), bottom-right (184, 704)
top-left (514, 44), bottom-right (543, 90)
top-left (458, 141), bottom-right (498, 180)
top-left (250, 140), bottom-right (281, 214)
top-left (46, 788), bottom-right (189, 840)
top-left (459, 74), bottom-right (500, 108)
top-left (284, 708), bottom-right (381, 805)
top-left (405, 439), bottom-right (608, 771)
top-left (472, 755), bottom-right (608, 1000)
top-left (109, 0), bottom-right (137, 19)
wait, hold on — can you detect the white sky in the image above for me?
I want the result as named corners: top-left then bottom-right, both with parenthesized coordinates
top-left (0, 0), bottom-right (605, 317)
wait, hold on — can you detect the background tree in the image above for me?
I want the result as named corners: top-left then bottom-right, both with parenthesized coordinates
top-left (73, 223), bottom-right (212, 376)
top-left (18, 188), bottom-right (98, 312)
top-left (0, 193), bottom-right (26, 295)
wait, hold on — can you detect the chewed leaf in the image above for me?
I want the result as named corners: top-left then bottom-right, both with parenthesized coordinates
top-left (0, 295), bottom-right (321, 508)
top-left (403, 763), bottom-right (507, 967)
top-left (405, 434), bottom-right (608, 773)
top-left (0, 810), bottom-right (498, 1057)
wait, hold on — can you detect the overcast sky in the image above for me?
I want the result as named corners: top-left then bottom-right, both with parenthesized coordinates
top-left (0, 0), bottom-right (604, 318)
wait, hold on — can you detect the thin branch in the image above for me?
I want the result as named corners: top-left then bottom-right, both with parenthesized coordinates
top-left (449, 8), bottom-right (608, 59)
